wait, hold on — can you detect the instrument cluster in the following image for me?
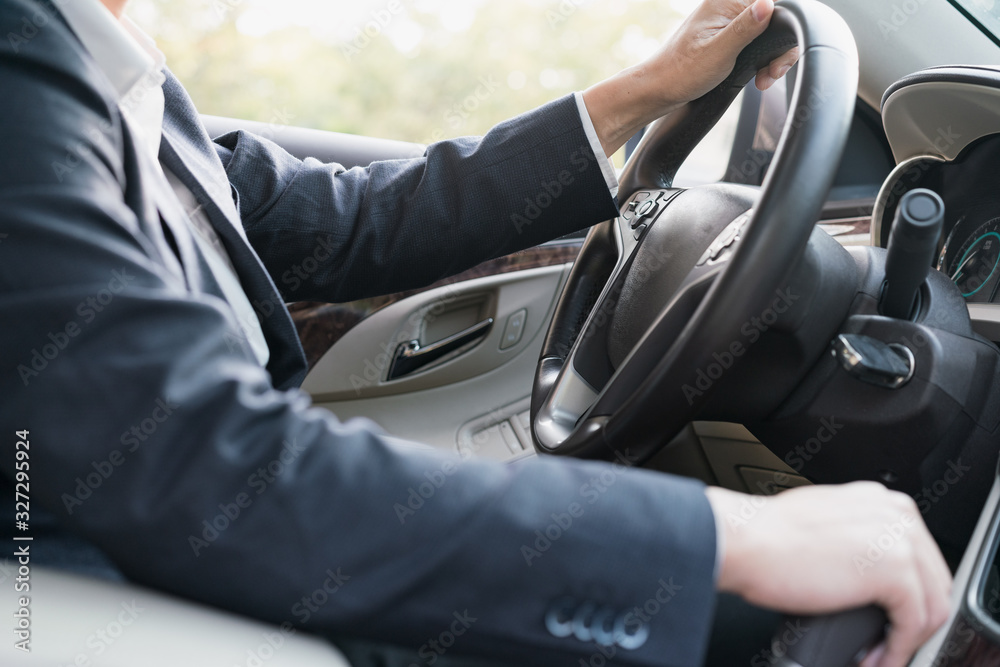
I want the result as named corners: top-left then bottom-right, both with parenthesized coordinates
top-left (874, 134), bottom-right (1000, 303)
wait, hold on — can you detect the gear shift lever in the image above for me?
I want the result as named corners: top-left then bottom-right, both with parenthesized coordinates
top-left (880, 189), bottom-right (945, 320)
top-left (771, 606), bottom-right (888, 667)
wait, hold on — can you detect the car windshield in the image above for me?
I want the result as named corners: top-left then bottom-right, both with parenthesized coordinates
top-left (951, 0), bottom-right (1000, 44)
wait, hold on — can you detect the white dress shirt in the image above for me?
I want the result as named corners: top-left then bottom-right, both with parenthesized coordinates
top-left (574, 93), bottom-right (620, 198)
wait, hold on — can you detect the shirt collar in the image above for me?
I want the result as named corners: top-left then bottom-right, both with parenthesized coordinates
top-left (57, 0), bottom-right (165, 102)
top-left (58, 0), bottom-right (167, 159)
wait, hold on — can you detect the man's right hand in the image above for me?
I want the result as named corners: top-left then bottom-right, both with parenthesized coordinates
top-left (705, 482), bottom-right (953, 667)
top-left (582, 0), bottom-right (799, 158)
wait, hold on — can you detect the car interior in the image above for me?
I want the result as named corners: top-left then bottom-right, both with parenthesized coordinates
top-left (11, 0), bottom-right (1000, 665)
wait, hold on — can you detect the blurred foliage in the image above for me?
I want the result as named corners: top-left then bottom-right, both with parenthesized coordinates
top-left (130, 0), bottom-right (688, 154)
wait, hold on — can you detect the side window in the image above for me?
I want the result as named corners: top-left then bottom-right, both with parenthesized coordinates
top-left (673, 73), bottom-right (894, 207)
top-left (674, 78), bottom-right (789, 188)
top-left (673, 89), bottom-right (746, 187)
top-left (130, 0), bottom-right (700, 147)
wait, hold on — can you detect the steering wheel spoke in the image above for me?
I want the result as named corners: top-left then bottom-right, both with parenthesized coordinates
top-left (534, 186), bottom-right (760, 455)
top-left (534, 187), bottom-right (753, 452)
top-left (534, 190), bottom-right (681, 451)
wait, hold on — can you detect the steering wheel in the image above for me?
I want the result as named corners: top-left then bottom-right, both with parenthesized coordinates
top-left (530, 0), bottom-right (859, 463)
top-left (530, 3), bottom-right (889, 665)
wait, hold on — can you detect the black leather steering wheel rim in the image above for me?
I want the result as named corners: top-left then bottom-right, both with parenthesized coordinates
top-left (530, 0), bottom-right (859, 462)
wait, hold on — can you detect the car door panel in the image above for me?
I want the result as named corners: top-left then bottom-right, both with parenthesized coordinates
top-left (287, 242), bottom-right (581, 372)
top-left (302, 264), bottom-right (569, 401)
top-left (309, 274), bottom-right (561, 456)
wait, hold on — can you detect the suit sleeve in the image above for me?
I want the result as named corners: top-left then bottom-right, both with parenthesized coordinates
top-left (0, 7), bottom-right (718, 667)
top-left (213, 95), bottom-right (621, 303)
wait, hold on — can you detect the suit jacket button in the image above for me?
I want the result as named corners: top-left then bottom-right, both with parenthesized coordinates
top-left (590, 606), bottom-right (618, 647)
top-left (544, 597), bottom-right (576, 638)
top-left (571, 602), bottom-right (597, 642)
top-left (614, 612), bottom-right (650, 650)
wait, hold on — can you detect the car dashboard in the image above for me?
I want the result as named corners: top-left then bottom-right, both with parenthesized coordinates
top-left (875, 65), bottom-right (1000, 665)
top-left (873, 134), bottom-right (1000, 304)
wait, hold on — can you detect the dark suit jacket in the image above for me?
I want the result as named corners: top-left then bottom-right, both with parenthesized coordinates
top-left (0, 1), bottom-right (719, 664)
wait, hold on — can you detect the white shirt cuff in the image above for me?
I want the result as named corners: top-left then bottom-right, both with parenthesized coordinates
top-left (705, 488), bottom-right (726, 582)
top-left (714, 503), bottom-right (725, 580)
top-left (574, 91), bottom-right (619, 199)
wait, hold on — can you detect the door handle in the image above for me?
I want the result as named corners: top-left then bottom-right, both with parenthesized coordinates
top-left (387, 318), bottom-right (494, 381)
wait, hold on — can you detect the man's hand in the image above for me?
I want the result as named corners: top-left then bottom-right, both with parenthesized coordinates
top-left (583, 0), bottom-right (799, 157)
top-left (705, 482), bottom-right (953, 667)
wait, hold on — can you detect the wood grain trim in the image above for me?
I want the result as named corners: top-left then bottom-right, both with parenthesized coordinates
top-left (932, 613), bottom-right (1000, 665)
top-left (289, 242), bottom-right (582, 371)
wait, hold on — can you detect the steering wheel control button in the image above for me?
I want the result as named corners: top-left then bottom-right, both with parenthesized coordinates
top-left (622, 191), bottom-right (667, 230)
top-left (630, 199), bottom-right (660, 229)
top-left (832, 334), bottom-right (915, 389)
top-left (500, 309), bottom-right (527, 350)
top-left (621, 202), bottom-right (637, 223)
top-left (633, 223), bottom-right (648, 241)
top-left (621, 192), bottom-right (653, 222)
top-left (631, 202), bottom-right (660, 229)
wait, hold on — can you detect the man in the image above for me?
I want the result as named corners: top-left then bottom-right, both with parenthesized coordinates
top-left (0, 0), bottom-right (950, 666)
